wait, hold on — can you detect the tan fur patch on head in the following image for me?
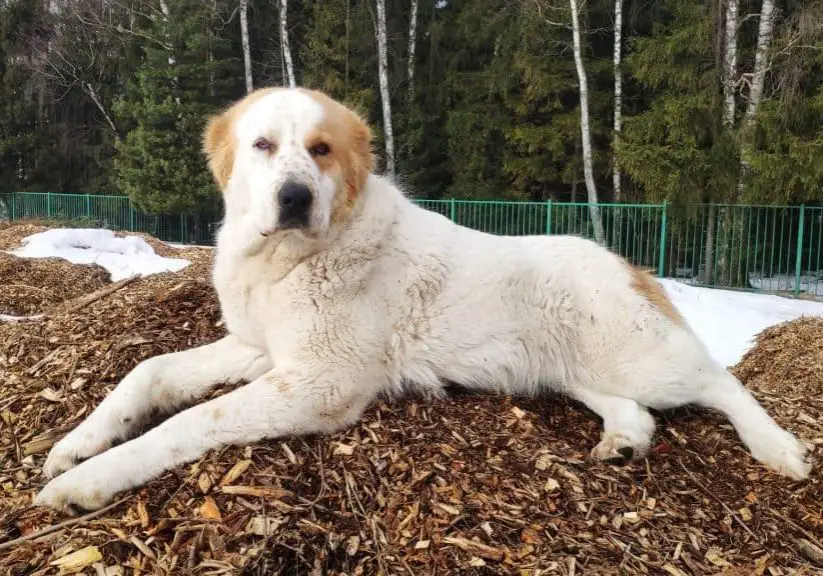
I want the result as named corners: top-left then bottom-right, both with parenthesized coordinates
top-left (202, 88), bottom-right (278, 190)
top-left (627, 264), bottom-right (686, 327)
top-left (298, 88), bottom-right (375, 208)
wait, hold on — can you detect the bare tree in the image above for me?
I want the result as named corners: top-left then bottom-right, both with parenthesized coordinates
top-left (612, 0), bottom-right (623, 202)
top-left (407, 0), bottom-right (418, 99)
top-left (26, 0), bottom-right (126, 137)
top-left (240, 0), bottom-right (253, 93)
top-left (375, 0), bottom-right (395, 175)
top-left (279, 0), bottom-right (296, 87)
top-left (569, 0), bottom-right (605, 245)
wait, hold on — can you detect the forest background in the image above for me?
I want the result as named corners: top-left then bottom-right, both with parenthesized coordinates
top-left (0, 0), bottom-right (821, 217)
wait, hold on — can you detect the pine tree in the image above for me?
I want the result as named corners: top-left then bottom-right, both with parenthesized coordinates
top-left (618, 1), bottom-right (739, 205)
top-left (113, 0), bottom-right (235, 213)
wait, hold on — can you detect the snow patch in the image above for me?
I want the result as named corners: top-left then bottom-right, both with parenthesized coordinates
top-left (11, 228), bottom-right (190, 281)
top-left (748, 272), bottom-right (823, 297)
top-left (660, 278), bottom-right (823, 368)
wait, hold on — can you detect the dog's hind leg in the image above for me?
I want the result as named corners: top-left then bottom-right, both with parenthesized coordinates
top-left (43, 334), bottom-right (271, 479)
top-left (599, 354), bottom-right (811, 480)
top-left (569, 385), bottom-right (657, 464)
top-left (685, 368), bottom-right (811, 480)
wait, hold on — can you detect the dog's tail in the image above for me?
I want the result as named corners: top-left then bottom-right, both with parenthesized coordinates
top-left (694, 370), bottom-right (811, 480)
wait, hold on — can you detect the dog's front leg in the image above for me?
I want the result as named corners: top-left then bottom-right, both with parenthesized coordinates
top-left (34, 371), bottom-right (374, 512)
top-left (43, 335), bottom-right (271, 479)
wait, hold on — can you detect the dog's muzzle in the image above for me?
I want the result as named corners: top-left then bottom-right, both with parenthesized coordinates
top-left (277, 181), bottom-right (313, 229)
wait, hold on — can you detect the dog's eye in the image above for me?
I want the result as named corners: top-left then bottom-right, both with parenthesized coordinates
top-left (253, 138), bottom-right (274, 152)
top-left (309, 143), bottom-right (331, 157)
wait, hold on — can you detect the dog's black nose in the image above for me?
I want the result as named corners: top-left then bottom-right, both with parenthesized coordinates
top-left (277, 181), bottom-right (312, 228)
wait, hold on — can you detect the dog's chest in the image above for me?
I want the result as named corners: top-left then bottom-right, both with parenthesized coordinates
top-left (212, 256), bottom-right (293, 347)
top-left (212, 247), bottom-right (362, 349)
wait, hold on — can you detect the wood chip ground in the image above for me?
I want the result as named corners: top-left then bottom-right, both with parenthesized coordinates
top-left (0, 223), bottom-right (821, 575)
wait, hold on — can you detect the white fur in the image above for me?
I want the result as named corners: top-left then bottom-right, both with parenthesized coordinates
top-left (36, 91), bottom-right (812, 511)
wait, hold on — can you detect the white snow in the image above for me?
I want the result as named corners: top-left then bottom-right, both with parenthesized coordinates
top-left (661, 278), bottom-right (823, 368)
top-left (748, 272), bottom-right (823, 297)
top-left (11, 228), bottom-right (190, 281)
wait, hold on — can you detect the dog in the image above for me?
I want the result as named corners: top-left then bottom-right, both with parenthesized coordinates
top-left (35, 87), bottom-right (812, 511)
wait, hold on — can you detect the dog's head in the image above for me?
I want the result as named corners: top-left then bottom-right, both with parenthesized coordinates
top-left (203, 88), bottom-right (374, 241)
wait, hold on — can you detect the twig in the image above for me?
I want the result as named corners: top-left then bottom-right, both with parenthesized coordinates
top-left (768, 508), bottom-right (823, 554)
top-left (305, 440), bottom-right (327, 508)
top-left (0, 496), bottom-right (131, 552)
top-left (677, 459), bottom-right (761, 543)
top-left (64, 275), bottom-right (141, 314)
top-left (344, 468), bottom-right (387, 574)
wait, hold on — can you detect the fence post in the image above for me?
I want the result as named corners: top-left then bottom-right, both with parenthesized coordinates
top-left (449, 198), bottom-right (456, 222)
top-left (657, 201), bottom-right (668, 278)
top-left (47, 192), bottom-right (52, 218)
top-left (85, 194), bottom-right (91, 219)
top-left (10, 192), bottom-right (16, 221)
top-left (129, 198), bottom-right (135, 231)
top-left (180, 214), bottom-right (186, 244)
top-left (545, 199), bottom-right (553, 235)
top-left (794, 204), bottom-right (806, 297)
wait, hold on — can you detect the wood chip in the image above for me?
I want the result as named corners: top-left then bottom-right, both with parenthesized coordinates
top-left (50, 546), bottom-right (103, 572)
top-left (245, 516), bottom-right (288, 536)
top-left (129, 536), bottom-right (156, 560)
top-left (441, 537), bottom-right (506, 561)
top-left (199, 496), bottom-right (222, 521)
top-left (220, 485), bottom-right (292, 499)
top-left (39, 387), bottom-right (63, 402)
top-left (219, 459), bottom-right (251, 486)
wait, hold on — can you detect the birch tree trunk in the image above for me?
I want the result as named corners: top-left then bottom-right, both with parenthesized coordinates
top-left (722, 0), bottom-right (738, 128)
top-left (84, 82), bottom-right (118, 134)
top-left (407, 0), bottom-right (418, 99)
top-left (158, 0), bottom-right (175, 68)
top-left (611, 0), bottom-right (623, 248)
top-left (706, 0), bottom-right (738, 284)
top-left (345, 0), bottom-right (350, 91)
top-left (209, 0), bottom-right (216, 97)
top-left (279, 0), bottom-right (296, 88)
top-left (240, 0), bottom-right (253, 93)
top-left (612, 0), bottom-right (623, 202)
top-left (375, 0), bottom-right (395, 175)
top-left (569, 0), bottom-right (605, 245)
top-left (158, 0), bottom-right (179, 102)
top-left (737, 0), bottom-right (775, 199)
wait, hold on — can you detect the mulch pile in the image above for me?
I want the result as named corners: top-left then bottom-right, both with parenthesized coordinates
top-left (1, 223), bottom-right (822, 575)
top-left (0, 253), bottom-right (111, 317)
top-left (0, 222), bottom-right (52, 251)
top-left (734, 316), bottom-right (823, 398)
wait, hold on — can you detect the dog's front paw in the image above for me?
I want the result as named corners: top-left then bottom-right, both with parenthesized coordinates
top-left (43, 424), bottom-right (114, 479)
top-left (35, 458), bottom-right (122, 512)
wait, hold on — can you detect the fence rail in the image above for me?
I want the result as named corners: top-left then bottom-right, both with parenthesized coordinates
top-left (1, 192), bottom-right (821, 299)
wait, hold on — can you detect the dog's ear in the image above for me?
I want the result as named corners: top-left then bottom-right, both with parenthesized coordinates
top-left (344, 110), bottom-right (375, 203)
top-left (203, 111), bottom-right (235, 190)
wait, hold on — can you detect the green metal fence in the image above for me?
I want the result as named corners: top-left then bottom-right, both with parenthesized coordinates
top-left (1, 192), bottom-right (821, 299)
top-left (0, 192), bottom-right (220, 246)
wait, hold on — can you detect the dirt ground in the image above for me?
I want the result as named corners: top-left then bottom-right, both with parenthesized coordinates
top-left (0, 222), bottom-right (821, 575)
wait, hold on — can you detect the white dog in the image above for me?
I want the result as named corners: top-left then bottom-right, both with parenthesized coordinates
top-left (35, 88), bottom-right (811, 511)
